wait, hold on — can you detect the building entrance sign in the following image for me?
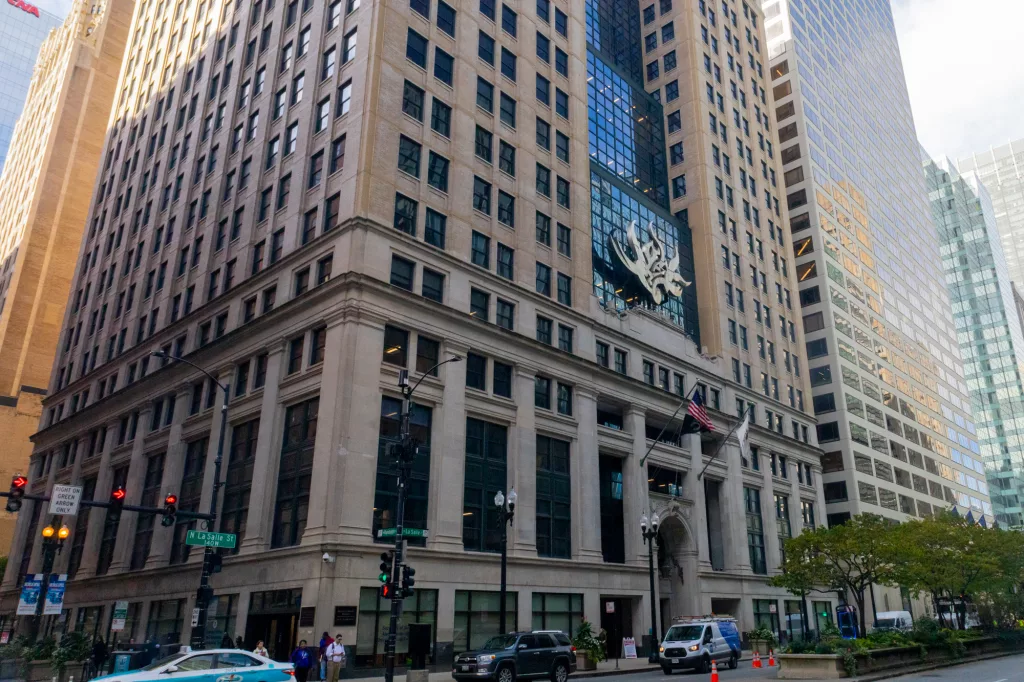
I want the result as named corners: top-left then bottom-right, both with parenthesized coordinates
top-left (610, 220), bottom-right (690, 305)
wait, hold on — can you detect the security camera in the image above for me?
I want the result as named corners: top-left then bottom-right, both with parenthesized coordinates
top-left (322, 552), bottom-right (336, 564)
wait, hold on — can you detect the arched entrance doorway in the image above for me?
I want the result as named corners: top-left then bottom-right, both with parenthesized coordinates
top-left (654, 504), bottom-right (700, 631)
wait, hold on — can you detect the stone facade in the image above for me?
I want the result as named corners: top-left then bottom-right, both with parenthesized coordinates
top-left (2, 0), bottom-right (829, 660)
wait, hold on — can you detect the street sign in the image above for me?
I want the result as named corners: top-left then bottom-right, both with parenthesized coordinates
top-left (622, 638), bottom-right (637, 659)
top-left (111, 601), bottom-right (129, 631)
top-left (376, 527), bottom-right (429, 539)
top-left (185, 530), bottom-right (237, 548)
top-left (49, 484), bottom-right (83, 516)
top-left (191, 608), bottom-right (201, 627)
top-left (605, 601), bottom-right (615, 614)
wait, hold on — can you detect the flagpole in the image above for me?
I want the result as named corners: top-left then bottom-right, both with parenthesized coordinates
top-left (638, 382), bottom-right (700, 468)
top-left (696, 412), bottom-right (747, 480)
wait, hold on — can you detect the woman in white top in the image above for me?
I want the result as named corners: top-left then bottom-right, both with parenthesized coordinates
top-left (253, 640), bottom-right (270, 657)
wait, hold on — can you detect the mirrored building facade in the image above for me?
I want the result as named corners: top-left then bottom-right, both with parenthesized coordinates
top-left (924, 155), bottom-right (1024, 527)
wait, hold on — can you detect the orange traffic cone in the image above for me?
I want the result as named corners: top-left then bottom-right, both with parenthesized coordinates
top-left (710, 659), bottom-right (719, 682)
top-left (752, 652), bottom-right (762, 668)
top-left (768, 650), bottom-right (776, 667)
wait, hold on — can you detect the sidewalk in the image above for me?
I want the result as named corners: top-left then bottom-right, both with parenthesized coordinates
top-left (352, 652), bottom-right (758, 682)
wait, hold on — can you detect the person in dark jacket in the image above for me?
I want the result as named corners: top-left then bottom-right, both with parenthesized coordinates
top-left (92, 638), bottom-right (109, 674)
top-left (221, 633), bottom-right (234, 648)
top-left (236, 636), bottom-right (245, 650)
top-left (291, 640), bottom-right (314, 682)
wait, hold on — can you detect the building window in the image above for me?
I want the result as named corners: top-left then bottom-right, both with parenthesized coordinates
top-left (272, 398), bottom-right (319, 547)
top-left (130, 453), bottom-right (165, 570)
top-left (470, 289), bottom-right (490, 321)
top-left (744, 486), bottom-right (766, 574)
top-left (374, 397), bottom-right (432, 540)
top-left (536, 316), bottom-right (553, 345)
top-left (171, 437), bottom-right (211, 563)
top-left (95, 466), bottom-right (129, 576)
top-left (390, 255), bottom-right (415, 291)
top-left (219, 421), bottom-right (258, 556)
top-left (462, 418), bottom-right (508, 552)
top-left (466, 352), bottom-right (487, 391)
top-left (422, 268), bottom-right (445, 302)
top-left (416, 336), bottom-right (440, 376)
top-left (383, 325), bottom-right (409, 366)
top-left (455, 591), bottom-right (518, 652)
top-left (536, 436), bottom-right (571, 558)
top-left (535, 376), bottom-right (551, 409)
top-left (557, 383), bottom-right (573, 415)
top-left (496, 299), bottom-right (515, 330)
top-left (493, 361), bottom-right (512, 398)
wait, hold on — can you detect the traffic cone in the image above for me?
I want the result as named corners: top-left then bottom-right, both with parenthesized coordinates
top-left (768, 650), bottom-right (776, 667)
top-left (710, 659), bottom-right (719, 682)
top-left (752, 652), bottom-right (761, 668)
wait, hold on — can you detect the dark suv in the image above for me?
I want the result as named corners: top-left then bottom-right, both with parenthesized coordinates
top-left (452, 631), bottom-right (576, 682)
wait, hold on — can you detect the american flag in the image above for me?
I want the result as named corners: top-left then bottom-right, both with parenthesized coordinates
top-left (688, 391), bottom-right (715, 431)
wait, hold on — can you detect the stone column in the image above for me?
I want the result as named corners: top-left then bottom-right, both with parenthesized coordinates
top-left (334, 311), bottom-right (387, 543)
top-left (760, 462), bottom-right (781, 574)
top-left (303, 314), bottom-right (349, 546)
top-left (72, 422), bottom-right (117, 580)
top-left (239, 342), bottom-right (285, 553)
top-left (682, 433), bottom-right (711, 570)
top-left (427, 341), bottom-right (468, 552)
top-left (720, 442), bottom-right (751, 572)
top-left (147, 383), bottom-right (194, 567)
top-left (791, 483), bottom-right (805, 537)
top-left (510, 365), bottom-right (537, 555)
top-left (573, 387), bottom-right (602, 561)
top-left (814, 466), bottom-right (827, 531)
top-left (108, 407), bottom-right (154, 574)
top-left (623, 406), bottom-right (647, 565)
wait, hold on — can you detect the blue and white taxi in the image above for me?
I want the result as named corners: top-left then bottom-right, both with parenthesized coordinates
top-left (96, 648), bottom-right (295, 682)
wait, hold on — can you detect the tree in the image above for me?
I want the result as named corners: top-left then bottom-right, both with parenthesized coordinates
top-left (774, 515), bottom-right (901, 635)
top-left (894, 513), bottom-right (1007, 629)
top-left (769, 547), bottom-right (822, 639)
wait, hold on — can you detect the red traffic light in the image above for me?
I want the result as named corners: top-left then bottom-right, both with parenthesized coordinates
top-left (381, 584), bottom-right (391, 598)
top-left (111, 487), bottom-right (126, 501)
top-left (164, 494), bottom-right (178, 505)
top-left (11, 476), bottom-right (27, 489)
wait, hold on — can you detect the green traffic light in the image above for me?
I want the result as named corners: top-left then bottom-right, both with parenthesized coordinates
top-left (378, 572), bottom-right (388, 583)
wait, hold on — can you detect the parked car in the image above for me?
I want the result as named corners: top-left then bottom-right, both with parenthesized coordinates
top-left (659, 617), bottom-right (741, 674)
top-left (452, 631), bottom-right (577, 682)
top-left (94, 648), bottom-right (295, 682)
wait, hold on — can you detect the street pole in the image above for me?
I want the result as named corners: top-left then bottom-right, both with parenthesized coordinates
top-left (495, 489), bottom-right (516, 635)
top-left (30, 517), bottom-right (67, 640)
top-left (640, 513), bottom-right (660, 663)
top-left (383, 357), bottom-right (460, 682)
top-left (152, 351), bottom-right (228, 650)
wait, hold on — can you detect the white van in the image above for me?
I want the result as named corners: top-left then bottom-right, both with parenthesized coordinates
top-left (873, 611), bottom-right (913, 632)
top-left (659, 617), bottom-right (741, 674)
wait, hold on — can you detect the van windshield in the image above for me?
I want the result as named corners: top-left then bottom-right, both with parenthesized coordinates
top-left (874, 618), bottom-right (896, 629)
top-left (664, 625), bottom-right (704, 642)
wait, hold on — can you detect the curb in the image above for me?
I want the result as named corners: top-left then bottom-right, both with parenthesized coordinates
top-left (572, 653), bottom-right (758, 678)
top-left (848, 649), bottom-right (1024, 682)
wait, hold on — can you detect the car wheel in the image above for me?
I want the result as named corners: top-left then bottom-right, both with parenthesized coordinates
top-left (497, 664), bottom-right (516, 682)
top-left (551, 661), bottom-right (568, 682)
top-left (700, 656), bottom-right (711, 674)
top-left (728, 653), bottom-right (738, 670)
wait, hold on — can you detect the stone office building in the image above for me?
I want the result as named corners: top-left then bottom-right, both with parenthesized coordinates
top-left (2, 0), bottom-right (829, 662)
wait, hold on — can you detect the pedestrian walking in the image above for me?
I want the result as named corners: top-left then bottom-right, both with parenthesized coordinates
top-left (221, 633), bottom-right (234, 648)
top-left (254, 640), bottom-right (270, 657)
top-left (291, 640), bottom-right (314, 682)
top-left (236, 636), bottom-right (245, 649)
top-left (324, 634), bottom-right (347, 682)
top-left (92, 637), bottom-right (109, 676)
top-left (318, 631), bottom-right (331, 680)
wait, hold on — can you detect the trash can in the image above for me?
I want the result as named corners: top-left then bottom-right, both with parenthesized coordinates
top-left (111, 650), bottom-right (149, 673)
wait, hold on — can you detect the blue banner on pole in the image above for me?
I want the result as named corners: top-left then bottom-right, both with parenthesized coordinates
top-left (17, 574), bottom-right (43, 615)
top-left (43, 574), bottom-right (68, 615)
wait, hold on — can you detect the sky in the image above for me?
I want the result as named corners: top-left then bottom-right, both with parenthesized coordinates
top-left (33, 0), bottom-right (73, 20)
top-left (892, 0), bottom-right (1024, 162)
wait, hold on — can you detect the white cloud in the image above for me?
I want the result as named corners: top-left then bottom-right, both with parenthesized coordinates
top-left (892, 0), bottom-right (1024, 160)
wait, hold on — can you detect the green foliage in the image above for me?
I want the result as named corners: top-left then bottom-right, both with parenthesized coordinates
top-left (744, 626), bottom-right (777, 647)
top-left (23, 637), bottom-right (56, 662)
top-left (50, 632), bottom-right (91, 673)
top-left (571, 620), bottom-right (606, 663)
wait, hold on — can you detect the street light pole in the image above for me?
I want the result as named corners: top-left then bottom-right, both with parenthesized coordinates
top-left (383, 356), bottom-right (460, 682)
top-left (29, 519), bottom-right (68, 639)
top-left (494, 489), bottom-right (517, 635)
top-left (152, 351), bottom-right (229, 650)
top-left (640, 513), bottom-right (660, 663)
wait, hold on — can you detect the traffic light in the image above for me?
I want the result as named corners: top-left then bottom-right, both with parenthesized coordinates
top-left (379, 551), bottom-right (394, 585)
top-left (6, 475), bottom-right (26, 512)
top-left (110, 486), bottom-right (126, 514)
top-left (380, 582), bottom-right (391, 599)
top-left (401, 564), bottom-right (416, 598)
top-left (161, 493), bottom-right (178, 527)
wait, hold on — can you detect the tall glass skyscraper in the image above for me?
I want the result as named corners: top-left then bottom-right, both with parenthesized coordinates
top-left (0, 2), bottom-right (62, 171)
top-left (957, 140), bottom-right (1024, 292)
top-left (924, 155), bottom-right (1024, 527)
top-left (759, 0), bottom-right (991, 525)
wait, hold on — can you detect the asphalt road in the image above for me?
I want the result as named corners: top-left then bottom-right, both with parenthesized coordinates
top-left (883, 652), bottom-right (1024, 681)
top-left (591, 652), bottom-right (1024, 681)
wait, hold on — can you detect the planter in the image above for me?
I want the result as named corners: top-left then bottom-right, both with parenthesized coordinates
top-left (22, 659), bottom-right (86, 682)
top-left (750, 639), bottom-right (774, 656)
top-left (575, 653), bottom-right (597, 671)
top-left (776, 653), bottom-right (845, 679)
